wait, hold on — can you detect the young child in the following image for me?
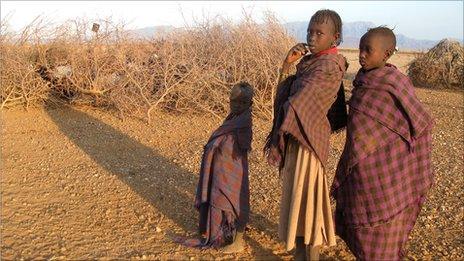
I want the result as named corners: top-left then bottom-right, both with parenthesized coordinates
top-left (331, 27), bottom-right (434, 260)
top-left (180, 82), bottom-right (253, 253)
top-left (264, 9), bottom-right (348, 261)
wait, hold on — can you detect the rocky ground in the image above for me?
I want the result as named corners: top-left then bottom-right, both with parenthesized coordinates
top-left (1, 51), bottom-right (463, 260)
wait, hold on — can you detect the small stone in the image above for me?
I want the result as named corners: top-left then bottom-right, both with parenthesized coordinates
top-left (155, 227), bottom-right (162, 233)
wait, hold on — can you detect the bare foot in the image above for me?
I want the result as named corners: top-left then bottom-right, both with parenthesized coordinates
top-left (307, 245), bottom-right (320, 261)
top-left (222, 231), bottom-right (245, 253)
top-left (221, 240), bottom-right (245, 253)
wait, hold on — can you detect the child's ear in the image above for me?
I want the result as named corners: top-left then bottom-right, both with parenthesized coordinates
top-left (332, 32), bottom-right (340, 47)
top-left (383, 48), bottom-right (393, 61)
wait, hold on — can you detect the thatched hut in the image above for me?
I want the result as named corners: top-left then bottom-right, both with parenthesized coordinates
top-left (408, 39), bottom-right (463, 89)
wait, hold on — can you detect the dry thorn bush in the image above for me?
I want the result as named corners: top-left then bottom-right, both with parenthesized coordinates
top-left (0, 12), bottom-right (295, 122)
top-left (408, 39), bottom-right (464, 90)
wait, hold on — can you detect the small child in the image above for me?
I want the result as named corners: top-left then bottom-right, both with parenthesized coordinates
top-left (331, 27), bottom-right (434, 260)
top-left (180, 82), bottom-right (253, 253)
top-left (265, 9), bottom-right (347, 261)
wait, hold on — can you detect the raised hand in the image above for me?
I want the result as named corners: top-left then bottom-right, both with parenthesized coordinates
top-left (284, 43), bottom-right (309, 64)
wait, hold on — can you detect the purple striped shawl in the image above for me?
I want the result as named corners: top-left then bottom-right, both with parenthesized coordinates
top-left (332, 64), bottom-right (434, 226)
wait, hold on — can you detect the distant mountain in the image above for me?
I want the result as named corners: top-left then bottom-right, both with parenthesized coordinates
top-left (130, 21), bottom-right (460, 51)
top-left (128, 25), bottom-right (177, 39)
top-left (284, 21), bottom-right (439, 51)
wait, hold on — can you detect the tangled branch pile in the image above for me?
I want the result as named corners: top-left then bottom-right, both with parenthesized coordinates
top-left (0, 14), bottom-right (295, 121)
top-left (408, 39), bottom-right (464, 90)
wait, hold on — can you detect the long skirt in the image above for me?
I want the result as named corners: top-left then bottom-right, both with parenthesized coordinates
top-left (279, 138), bottom-right (336, 251)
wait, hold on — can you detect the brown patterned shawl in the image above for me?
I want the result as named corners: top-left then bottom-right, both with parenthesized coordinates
top-left (264, 53), bottom-right (348, 168)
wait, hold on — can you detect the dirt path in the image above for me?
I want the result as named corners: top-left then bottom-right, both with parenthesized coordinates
top-left (1, 88), bottom-right (463, 260)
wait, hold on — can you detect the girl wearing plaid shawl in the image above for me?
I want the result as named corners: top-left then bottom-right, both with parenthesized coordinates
top-left (178, 82), bottom-right (253, 253)
top-left (331, 27), bottom-right (434, 260)
top-left (265, 10), bottom-right (348, 261)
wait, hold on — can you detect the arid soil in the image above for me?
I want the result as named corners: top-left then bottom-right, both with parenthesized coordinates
top-left (1, 51), bottom-right (463, 260)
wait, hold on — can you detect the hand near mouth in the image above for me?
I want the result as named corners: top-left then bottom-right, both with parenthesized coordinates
top-left (282, 43), bottom-right (309, 73)
top-left (284, 43), bottom-right (309, 64)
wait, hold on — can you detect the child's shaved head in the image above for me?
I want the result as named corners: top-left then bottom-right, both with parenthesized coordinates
top-left (359, 26), bottom-right (397, 70)
top-left (230, 82), bottom-right (254, 114)
top-left (365, 26), bottom-right (396, 53)
top-left (230, 82), bottom-right (254, 102)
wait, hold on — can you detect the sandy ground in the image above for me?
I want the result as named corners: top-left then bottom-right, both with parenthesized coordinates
top-left (1, 52), bottom-right (463, 260)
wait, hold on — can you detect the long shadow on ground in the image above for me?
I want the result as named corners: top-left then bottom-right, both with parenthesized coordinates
top-left (45, 105), bottom-right (280, 259)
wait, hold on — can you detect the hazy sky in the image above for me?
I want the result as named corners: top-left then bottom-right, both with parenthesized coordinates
top-left (1, 1), bottom-right (463, 41)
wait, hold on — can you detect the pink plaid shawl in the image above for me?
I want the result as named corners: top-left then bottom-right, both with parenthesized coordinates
top-left (332, 64), bottom-right (434, 226)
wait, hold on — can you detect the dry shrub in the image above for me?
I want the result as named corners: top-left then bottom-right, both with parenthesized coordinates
top-left (0, 12), bottom-right (295, 121)
top-left (408, 39), bottom-right (464, 90)
top-left (0, 17), bottom-right (52, 108)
